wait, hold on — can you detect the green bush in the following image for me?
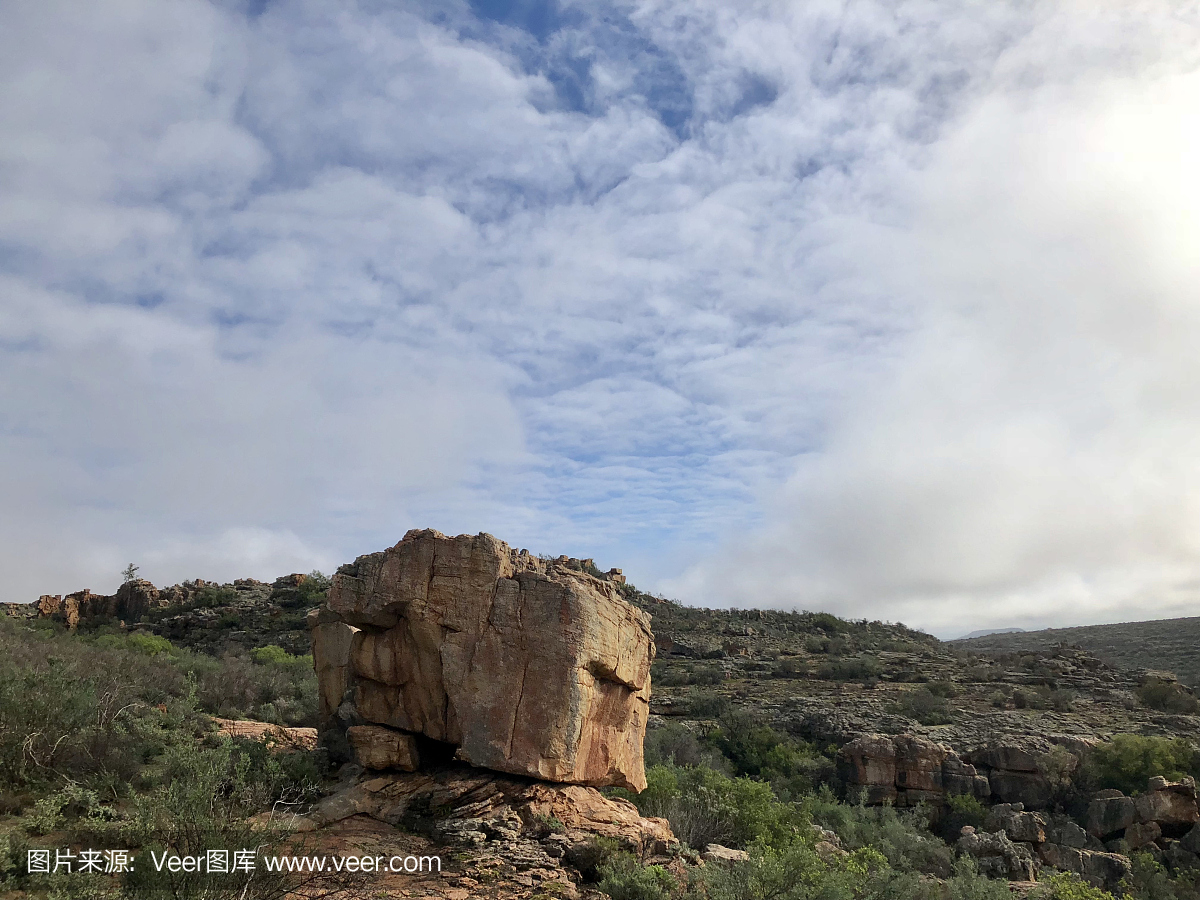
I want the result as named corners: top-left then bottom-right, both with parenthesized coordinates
top-left (1034, 872), bottom-right (1117, 900)
top-left (895, 687), bottom-right (952, 725)
top-left (1079, 734), bottom-right (1200, 796)
top-left (1137, 679), bottom-right (1200, 715)
top-left (597, 852), bottom-right (677, 900)
top-left (707, 710), bottom-right (834, 797)
top-left (807, 789), bottom-right (955, 877)
top-left (644, 723), bottom-right (726, 769)
top-left (688, 689), bottom-right (731, 719)
top-left (816, 655), bottom-right (880, 682)
top-left (127, 633), bottom-right (175, 656)
top-left (625, 764), bottom-right (799, 851)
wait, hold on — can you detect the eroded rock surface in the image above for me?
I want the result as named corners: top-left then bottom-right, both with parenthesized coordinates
top-left (838, 733), bottom-right (989, 806)
top-left (311, 529), bottom-right (654, 790)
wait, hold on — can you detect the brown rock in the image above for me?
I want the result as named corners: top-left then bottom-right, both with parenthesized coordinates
top-left (314, 530), bottom-right (654, 790)
top-left (1125, 821), bottom-right (1162, 851)
top-left (989, 771), bottom-right (1052, 810)
top-left (1088, 794), bottom-right (1136, 837)
top-left (1135, 784), bottom-right (1200, 827)
top-left (309, 615), bottom-right (360, 721)
top-left (212, 718), bottom-right (317, 751)
top-left (972, 746), bottom-right (1042, 773)
top-left (347, 725), bottom-right (420, 771)
top-left (702, 844), bottom-right (749, 864)
top-left (956, 830), bottom-right (1036, 881)
top-left (1080, 851), bottom-right (1132, 888)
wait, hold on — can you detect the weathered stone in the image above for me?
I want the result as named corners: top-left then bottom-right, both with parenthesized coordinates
top-left (839, 734), bottom-right (897, 796)
top-left (839, 733), bottom-right (987, 806)
top-left (1162, 839), bottom-right (1200, 872)
top-left (1003, 812), bottom-right (1047, 844)
top-left (943, 756), bottom-right (991, 799)
top-left (1135, 784), bottom-right (1200, 827)
top-left (1046, 818), bottom-right (1090, 849)
top-left (972, 746), bottom-right (1042, 773)
top-left (309, 616), bottom-right (361, 721)
top-left (1125, 821), bottom-right (1162, 851)
top-left (956, 830), bottom-right (1036, 881)
top-left (1039, 843), bottom-right (1083, 873)
top-left (314, 530), bottom-right (654, 790)
top-left (347, 725), bottom-right (420, 771)
top-left (702, 844), bottom-right (749, 864)
top-left (1181, 824), bottom-right (1200, 855)
top-left (1088, 794), bottom-right (1136, 837)
top-left (989, 770), bottom-right (1052, 809)
top-left (1080, 851), bottom-right (1132, 888)
top-left (894, 735), bottom-right (946, 792)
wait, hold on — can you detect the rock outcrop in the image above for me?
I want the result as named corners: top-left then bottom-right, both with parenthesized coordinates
top-left (971, 778), bottom-right (1200, 888)
top-left (838, 734), bottom-right (989, 806)
top-left (32, 579), bottom-right (168, 628)
top-left (1087, 779), bottom-right (1199, 839)
top-left (310, 529), bottom-right (654, 791)
top-left (967, 746), bottom-right (1056, 810)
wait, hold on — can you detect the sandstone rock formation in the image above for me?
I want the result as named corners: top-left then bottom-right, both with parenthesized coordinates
top-left (838, 734), bottom-right (989, 806)
top-left (32, 579), bottom-right (168, 629)
top-left (310, 529), bottom-right (654, 791)
top-left (1087, 779), bottom-right (1199, 839)
top-left (970, 778), bottom-right (1200, 888)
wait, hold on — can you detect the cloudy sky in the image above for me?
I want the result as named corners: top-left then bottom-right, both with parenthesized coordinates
top-left (3, 0), bottom-right (1199, 636)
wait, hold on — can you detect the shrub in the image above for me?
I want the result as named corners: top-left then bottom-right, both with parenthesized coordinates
top-left (597, 852), bottom-right (677, 900)
top-left (707, 710), bottom-right (834, 796)
top-left (1034, 872), bottom-right (1117, 900)
top-left (626, 764), bottom-right (800, 851)
top-left (896, 687), bottom-right (952, 725)
top-left (1079, 735), bottom-right (1200, 796)
top-left (807, 789), bottom-right (955, 877)
top-left (644, 723), bottom-right (725, 769)
top-left (816, 656), bottom-right (881, 682)
top-left (701, 838), bottom-right (900, 900)
top-left (193, 584), bottom-right (239, 608)
top-left (1137, 679), bottom-right (1200, 715)
top-left (688, 690), bottom-right (731, 719)
top-left (127, 633), bottom-right (175, 656)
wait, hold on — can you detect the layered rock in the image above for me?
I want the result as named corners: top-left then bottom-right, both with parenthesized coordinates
top-left (966, 745), bottom-right (1058, 810)
top-left (1088, 779), bottom-right (1199, 839)
top-left (310, 529), bottom-right (654, 791)
top-left (838, 734), bottom-right (989, 806)
top-left (33, 579), bottom-right (168, 628)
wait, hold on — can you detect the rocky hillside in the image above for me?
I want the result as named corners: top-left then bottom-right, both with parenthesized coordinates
top-left (952, 616), bottom-right (1200, 688)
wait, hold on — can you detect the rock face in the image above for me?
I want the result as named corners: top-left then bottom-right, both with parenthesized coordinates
top-left (838, 734), bottom-right (989, 806)
top-left (33, 580), bottom-right (168, 629)
top-left (310, 529), bottom-right (654, 791)
top-left (348, 725), bottom-right (420, 771)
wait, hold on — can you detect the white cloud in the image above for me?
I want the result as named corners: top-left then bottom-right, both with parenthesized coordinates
top-left (3, 0), bottom-right (1200, 635)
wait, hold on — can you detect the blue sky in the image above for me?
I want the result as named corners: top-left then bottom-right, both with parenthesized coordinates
top-left (3, 0), bottom-right (1200, 636)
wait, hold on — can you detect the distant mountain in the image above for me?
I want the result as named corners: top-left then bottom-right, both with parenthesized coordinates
top-left (958, 627), bottom-right (1026, 640)
top-left (951, 615), bottom-right (1200, 687)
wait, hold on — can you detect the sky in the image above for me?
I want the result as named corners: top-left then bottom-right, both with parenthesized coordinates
top-left (3, 0), bottom-right (1200, 637)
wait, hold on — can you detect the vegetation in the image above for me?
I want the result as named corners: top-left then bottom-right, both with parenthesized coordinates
top-left (1137, 678), bottom-right (1200, 715)
top-left (1078, 734), bottom-right (1200, 796)
top-left (0, 617), bottom-right (339, 899)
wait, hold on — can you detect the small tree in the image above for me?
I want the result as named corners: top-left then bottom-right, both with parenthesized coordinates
top-left (122, 563), bottom-right (140, 584)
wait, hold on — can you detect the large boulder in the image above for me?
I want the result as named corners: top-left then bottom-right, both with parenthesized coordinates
top-left (956, 828), bottom-right (1036, 881)
top-left (1135, 780), bottom-right (1199, 829)
top-left (1088, 793), bottom-right (1137, 837)
top-left (310, 530), bottom-right (654, 791)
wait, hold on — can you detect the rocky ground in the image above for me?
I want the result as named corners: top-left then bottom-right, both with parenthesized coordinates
top-left (6, 541), bottom-right (1200, 898)
top-left (632, 590), bottom-right (1200, 753)
top-left (953, 618), bottom-right (1200, 689)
